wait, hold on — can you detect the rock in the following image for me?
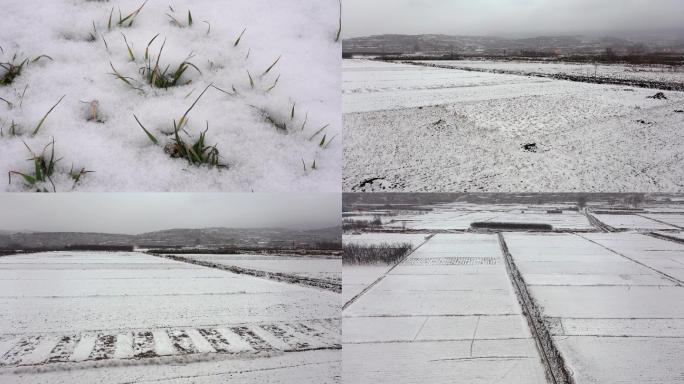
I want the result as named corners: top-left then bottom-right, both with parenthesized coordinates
top-left (522, 143), bottom-right (538, 152)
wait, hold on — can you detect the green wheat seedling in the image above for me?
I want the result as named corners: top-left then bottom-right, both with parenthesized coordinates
top-left (8, 139), bottom-right (60, 192)
top-left (261, 56), bottom-right (281, 77)
top-left (142, 39), bottom-right (201, 89)
top-left (309, 123), bottom-right (337, 148)
top-left (234, 28), bottom-right (246, 46)
top-left (308, 124), bottom-right (329, 141)
top-left (108, 1), bottom-right (147, 30)
top-left (302, 158), bottom-right (317, 173)
top-left (133, 84), bottom-right (226, 168)
top-left (335, 0), bottom-right (342, 42)
top-left (109, 61), bottom-right (144, 92)
top-left (110, 36), bottom-right (200, 90)
top-left (0, 55), bottom-right (52, 86)
top-left (167, 9), bottom-right (193, 28)
top-left (0, 84), bottom-right (26, 110)
top-left (265, 75), bottom-right (280, 92)
top-left (87, 21), bottom-right (98, 42)
top-left (69, 164), bottom-right (94, 183)
top-left (121, 33), bottom-right (135, 61)
top-left (32, 95), bottom-right (65, 136)
top-left (0, 95), bottom-right (65, 137)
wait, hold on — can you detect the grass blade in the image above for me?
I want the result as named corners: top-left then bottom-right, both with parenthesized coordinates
top-left (308, 124), bottom-right (329, 141)
top-left (178, 83), bottom-right (213, 129)
top-left (121, 33), bottom-right (135, 61)
top-left (261, 55), bottom-right (281, 76)
top-left (234, 28), bottom-right (246, 46)
top-left (134, 114), bottom-right (158, 144)
top-left (247, 70), bottom-right (254, 88)
top-left (32, 95), bottom-right (65, 136)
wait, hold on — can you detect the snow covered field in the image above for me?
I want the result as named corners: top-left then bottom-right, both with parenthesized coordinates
top-left (505, 232), bottom-right (684, 383)
top-left (343, 234), bottom-right (547, 384)
top-left (0, 251), bottom-right (340, 383)
top-left (385, 204), bottom-right (594, 231)
top-left (419, 60), bottom-right (684, 85)
top-left (592, 213), bottom-right (680, 230)
top-left (342, 233), bottom-right (430, 303)
top-left (342, 200), bottom-right (684, 383)
top-left (168, 253), bottom-right (342, 284)
top-left (343, 59), bottom-right (684, 192)
top-left (0, 0), bottom-right (341, 192)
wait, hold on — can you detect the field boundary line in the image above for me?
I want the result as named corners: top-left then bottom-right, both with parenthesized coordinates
top-left (400, 60), bottom-right (684, 91)
top-left (498, 233), bottom-right (574, 384)
top-left (151, 254), bottom-right (341, 293)
top-left (635, 214), bottom-right (684, 230)
top-left (575, 233), bottom-right (683, 286)
top-left (646, 232), bottom-right (684, 245)
top-left (342, 234), bottom-right (434, 311)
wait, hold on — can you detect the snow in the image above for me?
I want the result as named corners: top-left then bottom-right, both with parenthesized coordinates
top-left (584, 232), bottom-right (684, 282)
top-left (343, 234), bottom-right (547, 384)
top-left (342, 233), bottom-right (429, 303)
top-left (0, 251), bottom-right (340, 383)
top-left (0, 0), bottom-right (341, 192)
top-left (343, 59), bottom-right (684, 192)
top-left (504, 232), bottom-right (684, 383)
top-left (342, 199), bottom-right (684, 382)
top-left (167, 253), bottom-right (341, 283)
top-left (592, 213), bottom-right (679, 230)
top-left (384, 204), bottom-right (592, 231)
top-left (6, 350), bottom-right (341, 384)
top-left (344, 339), bottom-right (545, 384)
top-left (421, 60), bottom-right (684, 84)
top-left (641, 213), bottom-right (684, 228)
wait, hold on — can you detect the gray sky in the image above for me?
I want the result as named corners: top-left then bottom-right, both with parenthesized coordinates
top-left (343, 0), bottom-right (684, 38)
top-left (0, 194), bottom-right (341, 234)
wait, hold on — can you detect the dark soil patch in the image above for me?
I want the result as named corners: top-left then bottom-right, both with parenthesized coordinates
top-left (647, 92), bottom-right (667, 99)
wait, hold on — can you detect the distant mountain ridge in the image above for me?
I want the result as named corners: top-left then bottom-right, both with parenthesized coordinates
top-left (343, 33), bottom-right (684, 56)
top-left (0, 227), bottom-right (341, 249)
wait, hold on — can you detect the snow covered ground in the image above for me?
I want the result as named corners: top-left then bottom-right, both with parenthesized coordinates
top-left (343, 59), bottom-right (684, 192)
top-left (419, 60), bottom-right (684, 85)
top-left (343, 234), bottom-right (547, 384)
top-left (0, 0), bottom-right (341, 192)
top-left (342, 233), bottom-right (430, 303)
top-left (0, 251), bottom-right (340, 383)
top-left (342, 200), bottom-right (684, 383)
top-left (385, 205), bottom-right (593, 231)
top-left (168, 253), bottom-right (342, 284)
top-left (505, 232), bottom-right (684, 383)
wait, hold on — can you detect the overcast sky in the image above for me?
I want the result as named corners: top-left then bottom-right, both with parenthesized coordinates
top-left (343, 0), bottom-right (684, 38)
top-left (0, 194), bottom-right (340, 234)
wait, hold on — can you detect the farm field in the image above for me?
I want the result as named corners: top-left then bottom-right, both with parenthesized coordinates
top-left (342, 233), bottom-right (430, 303)
top-left (343, 234), bottom-right (548, 384)
top-left (167, 253), bottom-right (342, 286)
top-left (505, 232), bottom-right (684, 383)
top-left (342, 198), bottom-right (684, 383)
top-left (0, 251), bottom-right (341, 383)
top-left (418, 60), bottom-right (684, 85)
top-left (343, 59), bottom-right (684, 192)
